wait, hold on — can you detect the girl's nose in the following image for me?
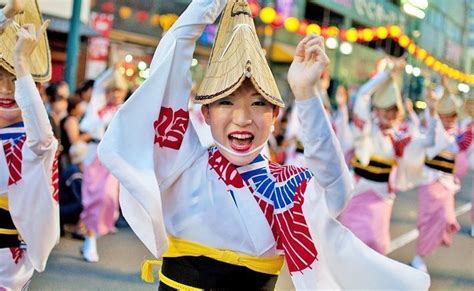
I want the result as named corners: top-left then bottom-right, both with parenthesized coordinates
top-left (232, 106), bottom-right (253, 127)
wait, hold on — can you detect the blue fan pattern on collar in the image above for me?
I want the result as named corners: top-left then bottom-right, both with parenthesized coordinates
top-left (0, 122), bottom-right (26, 141)
top-left (239, 157), bottom-right (314, 210)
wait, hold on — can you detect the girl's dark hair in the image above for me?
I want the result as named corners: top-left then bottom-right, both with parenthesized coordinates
top-left (67, 96), bottom-right (83, 114)
top-left (76, 80), bottom-right (95, 96)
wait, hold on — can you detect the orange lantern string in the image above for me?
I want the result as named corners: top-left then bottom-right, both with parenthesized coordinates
top-left (284, 17), bottom-right (299, 32)
top-left (320, 27), bottom-right (329, 38)
top-left (389, 25), bottom-right (402, 38)
top-left (306, 23), bottom-right (321, 35)
top-left (150, 14), bottom-right (160, 26)
top-left (297, 21), bottom-right (308, 35)
top-left (362, 28), bottom-right (374, 42)
top-left (398, 35), bottom-right (410, 48)
top-left (271, 13), bottom-right (284, 28)
top-left (119, 6), bottom-right (132, 20)
top-left (327, 26), bottom-right (339, 37)
top-left (345, 28), bottom-right (358, 42)
top-left (453, 70), bottom-right (460, 80)
top-left (416, 48), bottom-right (427, 60)
top-left (160, 14), bottom-right (178, 31)
top-left (376, 26), bottom-right (388, 39)
top-left (440, 64), bottom-right (448, 74)
top-left (249, 3), bottom-right (260, 17)
top-left (424, 55), bottom-right (435, 66)
top-left (264, 25), bottom-right (273, 37)
top-left (260, 7), bottom-right (276, 24)
top-left (136, 10), bottom-right (149, 23)
top-left (407, 43), bottom-right (416, 54)
top-left (433, 61), bottom-right (441, 71)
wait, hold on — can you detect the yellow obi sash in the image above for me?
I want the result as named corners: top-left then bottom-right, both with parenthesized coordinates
top-left (425, 150), bottom-right (455, 174)
top-left (141, 236), bottom-right (284, 283)
top-left (163, 236), bottom-right (284, 275)
top-left (0, 195), bottom-right (8, 211)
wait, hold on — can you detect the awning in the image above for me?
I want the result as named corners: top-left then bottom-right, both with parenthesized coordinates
top-left (43, 14), bottom-right (98, 37)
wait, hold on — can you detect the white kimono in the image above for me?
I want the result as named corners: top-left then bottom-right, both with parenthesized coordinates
top-left (98, 0), bottom-right (430, 289)
top-left (0, 76), bottom-right (59, 290)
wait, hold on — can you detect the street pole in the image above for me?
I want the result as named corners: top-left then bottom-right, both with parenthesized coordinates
top-left (64, 0), bottom-right (83, 93)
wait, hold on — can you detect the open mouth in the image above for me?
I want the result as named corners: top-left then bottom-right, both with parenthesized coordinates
top-left (228, 131), bottom-right (254, 152)
top-left (0, 98), bottom-right (17, 109)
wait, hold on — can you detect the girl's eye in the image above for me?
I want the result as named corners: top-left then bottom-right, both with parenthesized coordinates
top-left (218, 100), bottom-right (233, 105)
top-left (252, 101), bottom-right (267, 106)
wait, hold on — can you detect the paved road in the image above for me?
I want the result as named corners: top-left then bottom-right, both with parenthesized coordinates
top-left (30, 172), bottom-right (474, 290)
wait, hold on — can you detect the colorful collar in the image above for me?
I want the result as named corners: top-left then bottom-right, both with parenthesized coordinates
top-left (0, 122), bottom-right (25, 140)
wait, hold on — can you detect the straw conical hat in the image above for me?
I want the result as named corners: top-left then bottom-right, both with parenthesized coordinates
top-left (438, 94), bottom-right (459, 115)
top-left (195, 0), bottom-right (284, 107)
top-left (0, 0), bottom-right (51, 82)
top-left (372, 77), bottom-right (404, 115)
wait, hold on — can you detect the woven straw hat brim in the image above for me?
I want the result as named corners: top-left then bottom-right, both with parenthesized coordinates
top-left (195, 0), bottom-right (284, 108)
top-left (0, 0), bottom-right (51, 82)
top-left (372, 77), bottom-right (404, 115)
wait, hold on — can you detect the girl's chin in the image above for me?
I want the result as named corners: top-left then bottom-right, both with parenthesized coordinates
top-left (217, 146), bottom-right (258, 166)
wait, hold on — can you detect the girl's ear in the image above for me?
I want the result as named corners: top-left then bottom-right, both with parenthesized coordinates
top-left (201, 104), bottom-right (211, 125)
top-left (272, 106), bottom-right (280, 122)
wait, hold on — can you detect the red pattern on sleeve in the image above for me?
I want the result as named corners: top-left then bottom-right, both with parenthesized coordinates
top-left (352, 112), bottom-right (366, 130)
top-left (457, 128), bottom-right (473, 152)
top-left (154, 107), bottom-right (190, 150)
top-left (3, 135), bottom-right (26, 186)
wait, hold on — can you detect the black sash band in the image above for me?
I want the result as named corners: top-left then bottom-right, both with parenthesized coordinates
top-left (159, 256), bottom-right (277, 291)
top-left (0, 208), bottom-right (21, 248)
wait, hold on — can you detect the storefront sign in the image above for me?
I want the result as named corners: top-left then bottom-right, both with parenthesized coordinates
top-left (86, 12), bottom-right (114, 79)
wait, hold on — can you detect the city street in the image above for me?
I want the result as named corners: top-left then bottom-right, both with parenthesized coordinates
top-left (30, 172), bottom-right (474, 290)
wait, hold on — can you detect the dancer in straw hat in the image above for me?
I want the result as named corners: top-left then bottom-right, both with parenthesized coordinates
top-left (79, 68), bottom-right (128, 263)
top-left (339, 58), bottom-right (438, 255)
top-left (0, 0), bottom-right (59, 289)
top-left (98, 0), bottom-right (429, 289)
top-left (410, 88), bottom-right (472, 272)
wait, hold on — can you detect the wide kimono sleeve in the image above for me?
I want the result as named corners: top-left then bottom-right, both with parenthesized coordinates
top-left (294, 178), bottom-right (431, 290)
top-left (9, 76), bottom-right (59, 271)
top-left (98, 0), bottom-right (226, 257)
top-left (333, 103), bottom-right (353, 156)
top-left (352, 71), bottom-right (391, 166)
top-left (291, 95), bottom-right (430, 290)
top-left (296, 97), bottom-right (352, 217)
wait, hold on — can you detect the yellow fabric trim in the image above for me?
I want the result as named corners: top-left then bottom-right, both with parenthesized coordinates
top-left (437, 150), bottom-right (455, 160)
top-left (159, 269), bottom-right (203, 291)
top-left (141, 259), bottom-right (162, 283)
top-left (369, 155), bottom-right (397, 166)
top-left (425, 159), bottom-right (454, 170)
top-left (0, 196), bottom-right (8, 211)
top-left (0, 228), bottom-right (19, 235)
top-left (351, 159), bottom-right (392, 174)
top-left (163, 236), bottom-right (284, 275)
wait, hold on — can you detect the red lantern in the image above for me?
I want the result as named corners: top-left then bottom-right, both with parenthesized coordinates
top-left (249, 3), bottom-right (261, 17)
top-left (136, 10), bottom-right (149, 23)
top-left (101, 2), bottom-right (115, 14)
top-left (271, 13), bottom-right (284, 28)
top-left (297, 20), bottom-right (309, 36)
